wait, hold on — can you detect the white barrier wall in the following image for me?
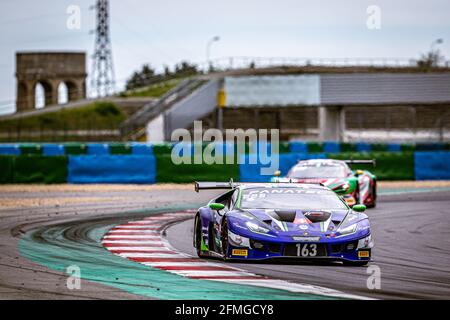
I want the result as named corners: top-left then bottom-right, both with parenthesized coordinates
top-left (146, 114), bottom-right (165, 143)
top-left (224, 75), bottom-right (321, 107)
top-left (224, 73), bottom-right (450, 107)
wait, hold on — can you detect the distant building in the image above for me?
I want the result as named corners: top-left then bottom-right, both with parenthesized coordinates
top-left (16, 52), bottom-right (87, 112)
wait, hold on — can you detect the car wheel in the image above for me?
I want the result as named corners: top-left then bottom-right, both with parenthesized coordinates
top-left (194, 215), bottom-right (204, 258)
top-left (371, 182), bottom-right (377, 208)
top-left (354, 184), bottom-right (360, 205)
top-left (343, 260), bottom-right (369, 266)
top-left (366, 183), bottom-right (377, 208)
top-left (221, 218), bottom-right (230, 261)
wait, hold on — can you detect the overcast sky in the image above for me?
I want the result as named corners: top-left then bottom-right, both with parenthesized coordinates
top-left (1, 0), bottom-right (450, 114)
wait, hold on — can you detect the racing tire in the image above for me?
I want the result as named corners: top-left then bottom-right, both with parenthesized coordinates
top-left (354, 183), bottom-right (360, 205)
top-left (342, 260), bottom-right (369, 267)
top-left (221, 218), bottom-right (230, 261)
top-left (194, 215), bottom-right (205, 258)
top-left (371, 182), bottom-right (377, 208)
top-left (366, 182), bottom-right (377, 208)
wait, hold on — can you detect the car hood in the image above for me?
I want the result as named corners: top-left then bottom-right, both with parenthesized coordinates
top-left (229, 208), bottom-right (368, 239)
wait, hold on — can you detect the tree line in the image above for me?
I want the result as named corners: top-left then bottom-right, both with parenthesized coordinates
top-left (125, 61), bottom-right (200, 90)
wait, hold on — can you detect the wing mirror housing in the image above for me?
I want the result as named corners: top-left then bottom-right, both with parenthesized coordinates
top-left (209, 203), bottom-right (225, 211)
top-left (352, 204), bottom-right (367, 212)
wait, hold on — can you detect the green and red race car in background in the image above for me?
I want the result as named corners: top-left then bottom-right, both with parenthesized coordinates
top-left (273, 159), bottom-right (377, 208)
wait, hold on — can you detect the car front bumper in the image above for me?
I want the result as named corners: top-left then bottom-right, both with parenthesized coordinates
top-left (225, 236), bottom-right (372, 263)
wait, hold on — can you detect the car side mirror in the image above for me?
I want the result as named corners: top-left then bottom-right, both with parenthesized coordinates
top-left (352, 204), bottom-right (366, 212)
top-left (209, 203), bottom-right (225, 211)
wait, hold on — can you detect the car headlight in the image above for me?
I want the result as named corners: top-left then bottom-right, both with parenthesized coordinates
top-left (228, 231), bottom-right (250, 247)
top-left (245, 221), bottom-right (270, 234)
top-left (337, 223), bottom-right (357, 236)
top-left (357, 234), bottom-right (374, 249)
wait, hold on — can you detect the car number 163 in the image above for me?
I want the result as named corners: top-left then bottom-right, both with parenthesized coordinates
top-left (296, 243), bottom-right (318, 257)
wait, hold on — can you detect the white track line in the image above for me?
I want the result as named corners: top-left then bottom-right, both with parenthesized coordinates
top-left (113, 224), bottom-right (161, 231)
top-left (171, 270), bottom-right (257, 277)
top-left (105, 247), bottom-right (173, 251)
top-left (215, 279), bottom-right (371, 300)
top-left (102, 241), bottom-right (163, 245)
top-left (103, 235), bottom-right (161, 239)
top-left (142, 262), bottom-right (224, 267)
top-left (118, 253), bottom-right (187, 258)
top-left (108, 230), bottom-right (159, 234)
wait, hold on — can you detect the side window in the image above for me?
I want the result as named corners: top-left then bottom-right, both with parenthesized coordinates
top-left (343, 164), bottom-right (352, 176)
top-left (214, 189), bottom-right (235, 211)
top-left (230, 189), bottom-right (239, 209)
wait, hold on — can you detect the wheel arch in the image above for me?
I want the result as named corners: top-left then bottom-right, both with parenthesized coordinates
top-left (195, 207), bottom-right (215, 250)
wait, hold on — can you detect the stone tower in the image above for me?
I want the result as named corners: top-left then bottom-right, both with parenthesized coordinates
top-left (15, 52), bottom-right (87, 112)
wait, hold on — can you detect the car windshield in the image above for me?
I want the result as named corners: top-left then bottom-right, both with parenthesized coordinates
top-left (287, 164), bottom-right (347, 179)
top-left (240, 187), bottom-right (347, 210)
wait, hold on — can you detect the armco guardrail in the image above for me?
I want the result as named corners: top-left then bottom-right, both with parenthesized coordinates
top-left (1, 142), bottom-right (450, 183)
top-left (197, 56), bottom-right (450, 71)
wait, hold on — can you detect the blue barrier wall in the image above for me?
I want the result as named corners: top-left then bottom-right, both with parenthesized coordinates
top-left (87, 143), bottom-right (110, 155)
top-left (414, 152), bottom-right (450, 180)
top-left (289, 142), bottom-right (308, 153)
top-left (131, 144), bottom-right (154, 155)
top-left (323, 142), bottom-right (340, 153)
top-left (387, 144), bottom-right (401, 152)
top-left (239, 153), bottom-right (327, 182)
top-left (169, 143), bottom-right (240, 157)
top-left (1, 142), bottom-right (449, 155)
top-left (0, 144), bottom-right (20, 155)
top-left (42, 144), bottom-right (65, 156)
top-left (249, 142), bottom-right (281, 155)
top-left (356, 142), bottom-right (372, 152)
top-left (68, 155), bottom-right (156, 183)
top-left (3, 142), bottom-right (450, 183)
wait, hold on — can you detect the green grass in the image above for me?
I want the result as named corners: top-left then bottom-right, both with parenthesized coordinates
top-left (0, 102), bottom-right (125, 132)
top-left (120, 79), bottom-right (182, 98)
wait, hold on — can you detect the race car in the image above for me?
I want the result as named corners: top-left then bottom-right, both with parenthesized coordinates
top-left (193, 180), bottom-right (373, 265)
top-left (272, 159), bottom-right (377, 208)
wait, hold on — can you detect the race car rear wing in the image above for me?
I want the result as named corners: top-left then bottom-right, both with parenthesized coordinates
top-left (343, 159), bottom-right (376, 167)
top-left (195, 179), bottom-right (325, 192)
top-left (195, 179), bottom-right (239, 192)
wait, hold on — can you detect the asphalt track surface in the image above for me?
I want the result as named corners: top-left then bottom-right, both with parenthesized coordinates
top-left (1, 187), bottom-right (449, 299)
top-left (167, 191), bottom-right (450, 299)
top-left (0, 187), bottom-right (219, 299)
